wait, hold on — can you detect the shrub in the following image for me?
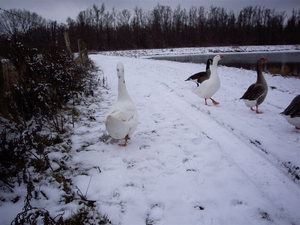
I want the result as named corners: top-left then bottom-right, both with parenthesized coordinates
top-left (0, 40), bottom-right (107, 224)
top-left (1, 41), bottom-right (95, 123)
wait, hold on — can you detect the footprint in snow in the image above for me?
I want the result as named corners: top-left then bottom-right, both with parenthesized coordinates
top-left (146, 203), bottom-right (165, 225)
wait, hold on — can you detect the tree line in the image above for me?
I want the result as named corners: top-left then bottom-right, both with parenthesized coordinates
top-left (0, 4), bottom-right (300, 54)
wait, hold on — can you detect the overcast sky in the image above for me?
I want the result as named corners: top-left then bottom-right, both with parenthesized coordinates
top-left (1, 0), bottom-right (299, 23)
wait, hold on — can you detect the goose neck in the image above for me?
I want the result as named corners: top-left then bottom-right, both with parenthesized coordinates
top-left (118, 80), bottom-right (130, 101)
top-left (256, 62), bottom-right (266, 84)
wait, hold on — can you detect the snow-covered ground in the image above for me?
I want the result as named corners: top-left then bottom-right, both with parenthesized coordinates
top-left (1, 45), bottom-right (300, 225)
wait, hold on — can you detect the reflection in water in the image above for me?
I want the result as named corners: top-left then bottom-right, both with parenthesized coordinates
top-left (152, 52), bottom-right (300, 77)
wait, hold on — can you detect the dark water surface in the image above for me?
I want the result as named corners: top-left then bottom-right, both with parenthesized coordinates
top-left (151, 51), bottom-right (300, 76)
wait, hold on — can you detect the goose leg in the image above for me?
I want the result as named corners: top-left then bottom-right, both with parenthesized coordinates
top-left (119, 134), bottom-right (130, 147)
top-left (210, 98), bottom-right (219, 105)
top-left (204, 98), bottom-right (208, 105)
top-left (255, 105), bottom-right (263, 114)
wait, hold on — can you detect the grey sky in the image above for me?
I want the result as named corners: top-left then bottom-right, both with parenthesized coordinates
top-left (1, 0), bottom-right (299, 23)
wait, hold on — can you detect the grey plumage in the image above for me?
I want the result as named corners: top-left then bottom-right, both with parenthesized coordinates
top-left (240, 58), bottom-right (268, 113)
top-left (280, 95), bottom-right (300, 129)
top-left (281, 95), bottom-right (300, 118)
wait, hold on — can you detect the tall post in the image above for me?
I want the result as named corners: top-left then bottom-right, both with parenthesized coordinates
top-left (63, 29), bottom-right (72, 54)
top-left (0, 61), bottom-right (9, 118)
top-left (77, 39), bottom-right (83, 64)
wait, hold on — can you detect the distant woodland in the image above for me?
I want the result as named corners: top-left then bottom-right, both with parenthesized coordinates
top-left (0, 4), bottom-right (300, 53)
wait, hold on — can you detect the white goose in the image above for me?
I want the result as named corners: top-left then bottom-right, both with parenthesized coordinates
top-left (105, 62), bottom-right (138, 146)
top-left (192, 55), bottom-right (224, 105)
top-left (280, 95), bottom-right (300, 130)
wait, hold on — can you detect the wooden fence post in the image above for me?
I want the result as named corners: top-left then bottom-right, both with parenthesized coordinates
top-left (77, 39), bottom-right (88, 65)
top-left (0, 60), bottom-right (9, 118)
top-left (63, 29), bottom-right (72, 54)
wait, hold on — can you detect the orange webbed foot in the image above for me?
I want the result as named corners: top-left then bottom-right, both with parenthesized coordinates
top-left (118, 134), bottom-right (130, 147)
top-left (210, 98), bottom-right (219, 105)
top-left (255, 106), bottom-right (263, 114)
top-left (118, 143), bottom-right (127, 147)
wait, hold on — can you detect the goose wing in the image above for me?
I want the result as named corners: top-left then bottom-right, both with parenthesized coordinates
top-left (186, 71), bottom-right (207, 83)
top-left (281, 95), bottom-right (300, 118)
top-left (105, 103), bottom-right (137, 139)
top-left (106, 102), bottom-right (136, 122)
top-left (240, 83), bottom-right (266, 101)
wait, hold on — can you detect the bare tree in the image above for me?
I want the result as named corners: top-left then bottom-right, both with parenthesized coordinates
top-left (92, 4), bottom-right (105, 50)
top-left (285, 9), bottom-right (300, 43)
top-left (0, 9), bottom-right (46, 40)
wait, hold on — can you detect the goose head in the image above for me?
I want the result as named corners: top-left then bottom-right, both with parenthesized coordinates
top-left (258, 57), bottom-right (268, 64)
top-left (116, 61), bottom-right (131, 100)
top-left (257, 58), bottom-right (268, 69)
top-left (117, 61), bottom-right (125, 83)
top-left (212, 55), bottom-right (224, 66)
top-left (215, 55), bottom-right (224, 61)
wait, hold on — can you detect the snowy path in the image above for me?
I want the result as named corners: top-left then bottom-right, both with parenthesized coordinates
top-left (72, 55), bottom-right (300, 225)
top-left (152, 78), bottom-right (300, 220)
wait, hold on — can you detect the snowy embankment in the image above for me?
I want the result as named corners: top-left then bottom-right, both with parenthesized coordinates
top-left (1, 45), bottom-right (300, 225)
top-left (98, 45), bottom-right (300, 58)
top-left (77, 49), bottom-right (299, 225)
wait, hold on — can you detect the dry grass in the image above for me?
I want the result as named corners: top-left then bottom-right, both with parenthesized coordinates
top-left (268, 65), bottom-right (299, 77)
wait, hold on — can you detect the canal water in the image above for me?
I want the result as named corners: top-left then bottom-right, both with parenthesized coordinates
top-left (151, 51), bottom-right (300, 76)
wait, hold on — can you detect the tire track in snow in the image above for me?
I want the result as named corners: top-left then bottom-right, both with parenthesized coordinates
top-left (177, 62), bottom-right (300, 185)
top-left (198, 72), bottom-right (300, 184)
top-left (151, 79), bottom-right (300, 224)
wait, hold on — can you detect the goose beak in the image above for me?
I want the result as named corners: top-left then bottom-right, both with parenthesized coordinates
top-left (220, 55), bottom-right (224, 58)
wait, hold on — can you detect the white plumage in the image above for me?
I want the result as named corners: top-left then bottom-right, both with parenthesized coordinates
top-left (192, 55), bottom-right (224, 105)
top-left (105, 62), bottom-right (138, 146)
